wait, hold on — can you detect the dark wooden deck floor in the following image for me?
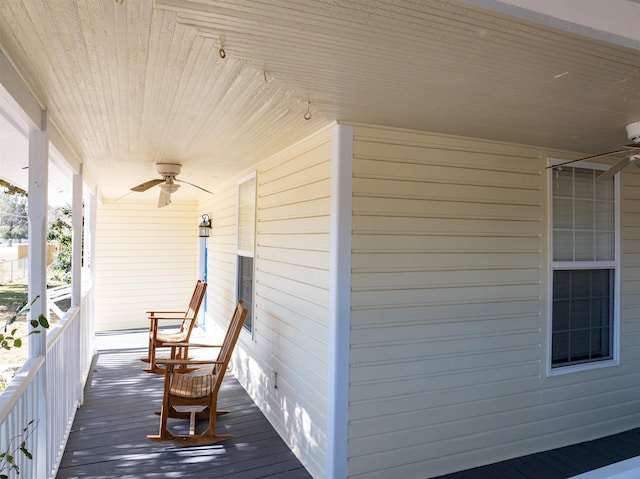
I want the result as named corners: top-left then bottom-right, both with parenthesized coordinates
top-left (56, 334), bottom-right (311, 479)
top-left (435, 428), bottom-right (640, 479)
top-left (58, 330), bottom-right (640, 479)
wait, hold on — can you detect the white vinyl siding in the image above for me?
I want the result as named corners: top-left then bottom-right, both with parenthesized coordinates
top-left (202, 128), bottom-right (332, 479)
top-left (94, 199), bottom-right (199, 331)
top-left (346, 125), bottom-right (640, 479)
top-left (200, 123), bottom-right (640, 479)
top-left (206, 176), bottom-right (240, 310)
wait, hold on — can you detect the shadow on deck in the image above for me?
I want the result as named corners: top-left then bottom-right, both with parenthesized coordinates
top-left (56, 330), bottom-right (311, 479)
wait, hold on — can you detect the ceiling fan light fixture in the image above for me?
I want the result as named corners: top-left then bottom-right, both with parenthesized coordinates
top-left (159, 182), bottom-right (180, 194)
top-left (124, 162), bottom-right (211, 208)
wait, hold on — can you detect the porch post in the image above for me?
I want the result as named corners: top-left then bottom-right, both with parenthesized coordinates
top-left (87, 190), bottom-right (97, 354)
top-left (28, 109), bottom-right (48, 479)
top-left (84, 189), bottom-right (96, 285)
top-left (71, 169), bottom-right (83, 307)
top-left (28, 110), bottom-right (49, 357)
top-left (326, 123), bottom-right (352, 479)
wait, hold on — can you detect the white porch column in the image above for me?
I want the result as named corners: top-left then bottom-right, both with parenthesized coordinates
top-left (28, 110), bottom-right (49, 358)
top-left (71, 170), bottom-right (83, 307)
top-left (326, 123), bottom-right (353, 479)
top-left (85, 190), bottom-right (97, 285)
top-left (87, 190), bottom-right (97, 355)
top-left (27, 109), bottom-right (48, 479)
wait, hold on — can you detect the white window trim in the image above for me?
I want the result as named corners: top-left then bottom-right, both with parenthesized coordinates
top-left (236, 171), bottom-right (257, 337)
top-left (546, 159), bottom-right (621, 376)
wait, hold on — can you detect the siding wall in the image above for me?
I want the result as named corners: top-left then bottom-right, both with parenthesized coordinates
top-left (348, 125), bottom-right (640, 478)
top-left (202, 127), bottom-right (332, 479)
top-left (95, 199), bottom-right (199, 331)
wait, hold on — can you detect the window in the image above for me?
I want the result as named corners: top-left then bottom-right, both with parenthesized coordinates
top-left (551, 166), bottom-right (617, 370)
top-left (237, 174), bottom-right (256, 332)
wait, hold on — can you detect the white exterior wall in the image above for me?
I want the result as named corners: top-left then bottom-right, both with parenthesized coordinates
top-left (347, 125), bottom-right (640, 478)
top-left (203, 127), bottom-right (333, 479)
top-left (95, 199), bottom-right (199, 331)
top-left (85, 122), bottom-right (640, 477)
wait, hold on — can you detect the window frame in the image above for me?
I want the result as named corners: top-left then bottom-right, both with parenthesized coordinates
top-left (547, 159), bottom-right (621, 376)
top-left (236, 172), bottom-right (256, 334)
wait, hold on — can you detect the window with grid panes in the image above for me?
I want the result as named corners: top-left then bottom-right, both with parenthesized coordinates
top-left (237, 174), bottom-right (256, 332)
top-left (551, 166), bottom-right (616, 368)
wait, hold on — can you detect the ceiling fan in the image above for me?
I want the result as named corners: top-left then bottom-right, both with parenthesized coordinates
top-left (549, 121), bottom-right (640, 181)
top-left (130, 163), bottom-right (213, 208)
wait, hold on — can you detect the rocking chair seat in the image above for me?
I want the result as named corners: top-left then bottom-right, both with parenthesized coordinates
top-left (156, 330), bottom-right (189, 344)
top-left (171, 373), bottom-right (213, 400)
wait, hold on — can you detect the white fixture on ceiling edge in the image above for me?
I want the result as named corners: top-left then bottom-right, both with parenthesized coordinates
top-left (625, 121), bottom-right (640, 143)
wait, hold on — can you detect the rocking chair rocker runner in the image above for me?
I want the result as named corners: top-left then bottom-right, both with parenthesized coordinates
top-left (141, 280), bottom-right (207, 374)
top-left (147, 299), bottom-right (248, 446)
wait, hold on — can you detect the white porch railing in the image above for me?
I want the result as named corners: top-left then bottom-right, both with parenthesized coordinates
top-left (0, 286), bottom-right (94, 478)
top-left (46, 284), bottom-right (72, 320)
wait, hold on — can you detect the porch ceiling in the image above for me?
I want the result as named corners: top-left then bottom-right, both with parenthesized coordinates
top-left (2, 0), bottom-right (640, 200)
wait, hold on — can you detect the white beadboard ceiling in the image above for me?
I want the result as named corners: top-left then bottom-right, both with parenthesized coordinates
top-left (1, 0), bottom-right (640, 200)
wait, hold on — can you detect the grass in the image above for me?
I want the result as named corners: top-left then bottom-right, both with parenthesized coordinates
top-left (0, 281), bottom-right (64, 391)
top-left (0, 283), bottom-right (29, 313)
top-left (0, 282), bottom-right (30, 391)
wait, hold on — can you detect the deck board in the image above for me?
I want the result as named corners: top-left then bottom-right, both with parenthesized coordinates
top-left (56, 339), bottom-right (311, 479)
top-left (435, 428), bottom-right (640, 479)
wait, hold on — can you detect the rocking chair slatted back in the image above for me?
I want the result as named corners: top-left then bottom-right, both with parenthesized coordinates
top-left (209, 298), bottom-right (246, 393)
top-left (141, 280), bottom-right (207, 374)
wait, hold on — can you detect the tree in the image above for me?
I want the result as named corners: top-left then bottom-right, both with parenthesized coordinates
top-left (47, 205), bottom-right (72, 283)
top-left (0, 182), bottom-right (28, 244)
top-left (0, 179), bottom-right (74, 283)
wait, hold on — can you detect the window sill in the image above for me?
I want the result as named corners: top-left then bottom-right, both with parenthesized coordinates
top-left (549, 358), bottom-right (618, 377)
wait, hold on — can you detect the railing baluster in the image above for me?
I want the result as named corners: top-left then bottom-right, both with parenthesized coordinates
top-left (0, 287), bottom-right (94, 478)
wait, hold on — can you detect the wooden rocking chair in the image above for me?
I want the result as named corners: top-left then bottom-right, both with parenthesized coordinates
top-left (141, 280), bottom-right (207, 374)
top-left (147, 299), bottom-right (247, 445)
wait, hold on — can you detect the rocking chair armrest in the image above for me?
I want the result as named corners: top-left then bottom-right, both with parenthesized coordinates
top-left (165, 342), bottom-right (223, 348)
top-left (156, 358), bottom-right (224, 366)
top-left (146, 310), bottom-right (186, 315)
top-left (148, 316), bottom-right (188, 321)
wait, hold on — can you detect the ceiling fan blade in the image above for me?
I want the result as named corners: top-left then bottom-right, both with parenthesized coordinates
top-left (597, 157), bottom-right (631, 181)
top-left (175, 178), bottom-right (213, 194)
top-left (131, 178), bottom-right (164, 192)
top-left (547, 149), bottom-right (630, 170)
top-left (158, 188), bottom-right (172, 208)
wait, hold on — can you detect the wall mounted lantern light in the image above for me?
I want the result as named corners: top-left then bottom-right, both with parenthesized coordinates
top-left (199, 214), bottom-right (212, 238)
